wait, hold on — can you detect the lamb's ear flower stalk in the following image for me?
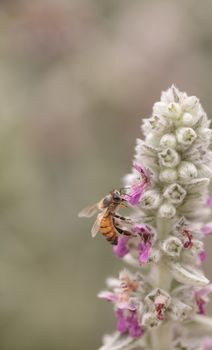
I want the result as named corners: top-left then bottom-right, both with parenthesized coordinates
top-left (80, 86), bottom-right (212, 350)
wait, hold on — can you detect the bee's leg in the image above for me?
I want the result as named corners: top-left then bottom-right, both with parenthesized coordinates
top-left (112, 213), bottom-right (132, 223)
top-left (114, 224), bottom-right (133, 237)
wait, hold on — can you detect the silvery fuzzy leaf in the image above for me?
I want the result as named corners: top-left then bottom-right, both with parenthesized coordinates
top-left (135, 139), bottom-right (158, 158)
top-left (99, 333), bottom-right (145, 350)
top-left (185, 315), bottom-right (212, 335)
top-left (185, 178), bottom-right (210, 193)
top-left (168, 298), bottom-right (193, 321)
top-left (193, 113), bottom-right (210, 129)
top-left (197, 164), bottom-right (212, 178)
top-left (135, 139), bottom-right (160, 173)
top-left (168, 262), bottom-right (209, 286)
top-left (173, 338), bottom-right (200, 350)
top-left (184, 208), bottom-right (211, 222)
top-left (184, 145), bottom-right (209, 165)
top-left (172, 284), bottom-right (193, 299)
top-left (161, 85), bottom-right (180, 104)
top-left (197, 127), bottom-right (212, 143)
top-left (178, 198), bottom-right (208, 218)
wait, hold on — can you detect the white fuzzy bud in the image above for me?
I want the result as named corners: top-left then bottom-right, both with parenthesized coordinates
top-left (141, 312), bottom-right (161, 328)
top-left (153, 102), bottom-right (168, 115)
top-left (146, 132), bottom-right (160, 146)
top-left (182, 96), bottom-right (199, 114)
top-left (140, 190), bottom-right (161, 210)
top-left (178, 161), bottom-right (198, 182)
top-left (161, 85), bottom-right (180, 104)
top-left (159, 168), bottom-right (178, 183)
top-left (158, 201), bottom-right (176, 218)
top-left (161, 236), bottom-right (183, 257)
top-left (182, 112), bottom-right (196, 126)
top-left (148, 115), bottom-right (170, 134)
top-left (176, 127), bottom-right (197, 146)
top-left (163, 183), bottom-right (187, 204)
top-left (198, 127), bottom-right (212, 142)
top-left (158, 148), bottom-right (180, 168)
top-left (145, 288), bottom-right (171, 308)
top-left (160, 133), bottom-right (177, 148)
top-left (166, 102), bottom-right (181, 120)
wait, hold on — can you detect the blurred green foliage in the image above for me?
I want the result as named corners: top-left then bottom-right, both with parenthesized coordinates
top-left (0, 0), bottom-right (210, 349)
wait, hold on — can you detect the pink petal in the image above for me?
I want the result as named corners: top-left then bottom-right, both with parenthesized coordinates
top-left (133, 224), bottom-right (149, 234)
top-left (138, 242), bottom-right (151, 264)
top-left (198, 250), bottom-right (207, 264)
top-left (116, 309), bottom-right (127, 333)
top-left (127, 311), bottom-right (143, 338)
top-left (124, 183), bottom-right (145, 205)
top-left (124, 163), bottom-right (151, 206)
top-left (196, 284), bottom-right (212, 298)
top-left (202, 225), bottom-right (212, 235)
top-left (113, 236), bottom-right (129, 258)
top-left (202, 337), bottom-right (212, 350)
top-left (98, 291), bottom-right (118, 302)
top-left (207, 197), bottom-right (212, 207)
top-left (133, 162), bottom-right (151, 180)
top-left (195, 285), bottom-right (212, 315)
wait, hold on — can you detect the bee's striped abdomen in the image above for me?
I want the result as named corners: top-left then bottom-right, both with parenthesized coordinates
top-left (100, 215), bottom-right (118, 245)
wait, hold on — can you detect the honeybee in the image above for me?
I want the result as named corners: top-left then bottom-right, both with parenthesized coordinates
top-left (78, 189), bottom-right (132, 245)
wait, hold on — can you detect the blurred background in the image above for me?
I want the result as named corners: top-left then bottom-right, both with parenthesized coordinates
top-left (0, 0), bottom-right (211, 349)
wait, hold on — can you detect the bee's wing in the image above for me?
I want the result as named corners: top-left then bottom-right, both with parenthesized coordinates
top-left (78, 203), bottom-right (98, 218)
top-left (91, 213), bottom-right (103, 237)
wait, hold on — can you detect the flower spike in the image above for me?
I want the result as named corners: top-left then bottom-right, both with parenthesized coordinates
top-left (81, 86), bottom-right (212, 350)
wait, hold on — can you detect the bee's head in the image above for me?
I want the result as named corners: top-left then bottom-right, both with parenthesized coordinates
top-left (111, 190), bottom-right (127, 207)
top-left (102, 189), bottom-right (127, 209)
top-left (111, 189), bottom-right (122, 203)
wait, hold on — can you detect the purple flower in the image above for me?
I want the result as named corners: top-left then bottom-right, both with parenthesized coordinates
top-left (194, 285), bottom-right (212, 315)
top-left (198, 250), bottom-right (207, 264)
top-left (133, 224), bottom-right (153, 264)
top-left (115, 309), bottom-right (143, 338)
top-left (202, 224), bottom-right (212, 235)
top-left (201, 337), bottom-right (212, 350)
top-left (116, 309), bottom-right (128, 333)
top-left (127, 311), bottom-right (143, 338)
top-left (138, 241), bottom-right (151, 264)
top-left (124, 163), bottom-right (151, 205)
top-left (207, 197), bottom-right (212, 207)
top-left (98, 290), bottom-right (137, 311)
top-left (113, 236), bottom-right (130, 258)
top-left (98, 291), bottom-right (118, 302)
